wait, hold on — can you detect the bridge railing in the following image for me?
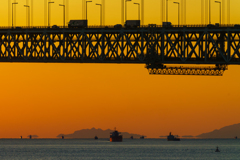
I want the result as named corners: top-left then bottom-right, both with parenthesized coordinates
top-left (0, 24), bottom-right (238, 30)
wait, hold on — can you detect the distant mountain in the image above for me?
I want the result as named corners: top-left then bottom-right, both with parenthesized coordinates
top-left (197, 123), bottom-right (240, 138)
top-left (57, 128), bottom-right (144, 139)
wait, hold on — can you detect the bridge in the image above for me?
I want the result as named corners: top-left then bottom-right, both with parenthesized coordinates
top-left (1, 25), bottom-right (240, 76)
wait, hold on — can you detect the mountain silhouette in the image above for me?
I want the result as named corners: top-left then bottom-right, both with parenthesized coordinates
top-left (57, 128), bottom-right (144, 139)
top-left (197, 123), bottom-right (240, 138)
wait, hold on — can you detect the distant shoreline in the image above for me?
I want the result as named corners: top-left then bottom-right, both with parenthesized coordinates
top-left (0, 138), bottom-right (238, 140)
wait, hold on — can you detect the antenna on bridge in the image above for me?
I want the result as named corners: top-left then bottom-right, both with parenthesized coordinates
top-left (14, 0), bottom-right (16, 26)
top-left (8, 0), bottom-right (11, 26)
top-left (26, 0), bottom-right (29, 26)
top-left (121, 0), bottom-right (124, 25)
top-left (222, 0), bottom-right (225, 24)
top-left (205, 0), bottom-right (208, 24)
top-left (63, 0), bottom-right (69, 27)
top-left (181, 0), bottom-right (183, 25)
top-left (183, 0), bottom-right (186, 24)
top-left (64, 0), bottom-right (69, 26)
top-left (102, 0), bottom-right (105, 25)
top-left (82, 0), bottom-right (86, 19)
top-left (201, 0), bottom-right (204, 24)
top-left (161, 0), bottom-right (165, 23)
top-left (44, 0), bottom-right (47, 26)
top-left (227, 0), bottom-right (230, 24)
top-left (31, 0), bottom-right (33, 26)
top-left (141, 0), bottom-right (144, 25)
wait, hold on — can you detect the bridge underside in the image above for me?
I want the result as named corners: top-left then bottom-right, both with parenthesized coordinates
top-left (0, 27), bottom-right (240, 75)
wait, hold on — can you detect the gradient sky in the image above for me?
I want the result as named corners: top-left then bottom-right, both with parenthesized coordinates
top-left (0, 0), bottom-right (240, 138)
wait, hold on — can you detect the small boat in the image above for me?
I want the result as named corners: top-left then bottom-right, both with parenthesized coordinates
top-left (140, 136), bottom-right (145, 139)
top-left (61, 136), bottom-right (64, 139)
top-left (215, 146), bottom-right (220, 152)
top-left (167, 132), bottom-right (180, 141)
top-left (110, 128), bottom-right (122, 142)
top-left (234, 136), bottom-right (237, 139)
top-left (94, 136), bottom-right (98, 140)
top-left (130, 136), bottom-right (133, 139)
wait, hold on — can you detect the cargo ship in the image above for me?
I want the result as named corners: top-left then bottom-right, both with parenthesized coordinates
top-left (167, 132), bottom-right (180, 141)
top-left (110, 129), bottom-right (122, 142)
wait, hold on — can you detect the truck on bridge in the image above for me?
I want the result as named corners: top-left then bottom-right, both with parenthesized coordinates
top-left (68, 20), bottom-right (88, 28)
top-left (125, 20), bottom-right (140, 28)
top-left (162, 22), bottom-right (172, 27)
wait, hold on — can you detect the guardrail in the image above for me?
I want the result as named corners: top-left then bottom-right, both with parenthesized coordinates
top-left (0, 24), bottom-right (239, 30)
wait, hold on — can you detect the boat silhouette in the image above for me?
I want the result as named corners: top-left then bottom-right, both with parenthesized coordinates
top-left (167, 132), bottom-right (180, 141)
top-left (110, 128), bottom-right (122, 142)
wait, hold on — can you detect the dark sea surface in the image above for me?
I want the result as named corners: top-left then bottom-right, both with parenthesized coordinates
top-left (0, 139), bottom-right (239, 160)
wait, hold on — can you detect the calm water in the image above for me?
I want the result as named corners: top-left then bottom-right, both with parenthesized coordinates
top-left (0, 139), bottom-right (239, 160)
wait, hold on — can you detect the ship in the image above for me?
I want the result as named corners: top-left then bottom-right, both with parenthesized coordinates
top-left (94, 136), bottom-right (98, 140)
top-left (167, 132), bottom-right (180, 141)
top-left (130, 136), bottom-right (133, 139)
top-left (110, 129), bottom-right (122, 142)
top-left (140, 136), bottom-right (145, 139)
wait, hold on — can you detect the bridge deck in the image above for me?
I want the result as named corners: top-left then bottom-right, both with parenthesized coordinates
top-left (0, 26), bottom-right (239, 65)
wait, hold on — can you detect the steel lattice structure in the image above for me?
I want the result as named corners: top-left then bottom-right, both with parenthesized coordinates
top-left (1, 26), bottom-right (240, 75)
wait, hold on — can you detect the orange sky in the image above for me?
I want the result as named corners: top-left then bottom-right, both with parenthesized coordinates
top-left (1, 64), bottom-right (240, 138)
top-left (1, 0), bottom-right (240, 26)
top-left (0, 0), bottom-right (240, 138)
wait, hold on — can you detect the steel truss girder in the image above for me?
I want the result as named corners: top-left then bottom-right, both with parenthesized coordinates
top-left (148, 68), bottom-right (225, 76)
top-left (146, 65), bottom-right (228, 76)
top-left (148, 69), bottom-right (224, 76)
top-left (0, 28), bottom-right (239, 64)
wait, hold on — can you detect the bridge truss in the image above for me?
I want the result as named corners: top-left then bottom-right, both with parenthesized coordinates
top-left (0, 26), bottom-right (239, 75)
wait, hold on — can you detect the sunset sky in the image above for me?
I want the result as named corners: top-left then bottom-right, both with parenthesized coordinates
top-left (0, 0), bottom-right (240, 138)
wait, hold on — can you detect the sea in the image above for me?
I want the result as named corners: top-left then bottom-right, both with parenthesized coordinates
top-left (0, 139), bottom-right (239, 160)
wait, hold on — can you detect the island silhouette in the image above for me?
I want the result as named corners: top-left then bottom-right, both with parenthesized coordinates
top-left (197, 123), bottom-right (240, 138)
top-left (57, 128), bottom-right (144, 139)
top-left (55, 123), bottom-right (240, 139)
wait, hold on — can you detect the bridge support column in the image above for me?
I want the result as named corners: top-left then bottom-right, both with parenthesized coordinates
top-left (219, 32), bottom-right (225, 57)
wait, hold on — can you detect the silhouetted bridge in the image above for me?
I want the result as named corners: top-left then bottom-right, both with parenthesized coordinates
top-left (1, 25), bottom-right (240, 75)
